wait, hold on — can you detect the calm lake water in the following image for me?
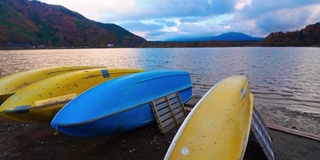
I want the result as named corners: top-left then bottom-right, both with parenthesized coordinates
top-left (0, 47), bottom-right (319, 114)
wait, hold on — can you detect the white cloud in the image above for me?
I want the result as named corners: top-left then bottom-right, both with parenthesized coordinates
top-left (132, 31), bottom-right (150, 38)
top-left (306, 4), bottom-right (320, 24)
top-left (39, 0), bottom-right (141, 21)
top-left (235, 0), bottom-right (252, 10)
top-left (223, 25), bottom-right (231, 29)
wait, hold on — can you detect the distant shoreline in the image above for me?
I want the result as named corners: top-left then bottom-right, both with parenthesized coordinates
top-left (1, 45), bottom-right (319, 50)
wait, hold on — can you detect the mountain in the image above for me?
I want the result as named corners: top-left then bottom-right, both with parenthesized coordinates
top-left (262, 22), bottom-right (320, 46)
top-left (0, 0), bottom-right (146, 48)
top-left (168, 32), bottom-right (264, 42)
top-left (211, 32), bottom-right (264, 41)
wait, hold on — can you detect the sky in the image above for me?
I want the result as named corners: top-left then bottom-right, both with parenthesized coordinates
top-left (38, 0), bottom-right (320, 41)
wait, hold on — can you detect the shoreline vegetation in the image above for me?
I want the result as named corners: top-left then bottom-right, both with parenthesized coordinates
top-left (0, 40), bottom-right (262, 50)
top-left (1, 44), bottom-right (320, 50)
top-left (1, 41), bottom-right (320, 50)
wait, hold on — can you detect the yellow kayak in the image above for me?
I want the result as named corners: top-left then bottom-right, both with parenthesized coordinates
top-left (0, 68), bottom-right (143, 123)
top-left (165, 76), bottom-right (254, 160)
top-left (0, 66), bottom-right (104, 104)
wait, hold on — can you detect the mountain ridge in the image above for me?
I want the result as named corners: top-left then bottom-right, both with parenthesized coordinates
top-left (168, 32), bottom-right (264, 42)
top-left (0, 0), bottom-right (146, 48)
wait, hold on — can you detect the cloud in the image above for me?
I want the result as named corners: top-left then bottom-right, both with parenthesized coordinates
top-left (226, 2), bottom-right (320, 36)
top-left (241, 0), bottom-right (320, 16)
top-left (39, 0), bottom-right (237, 22)
top-left (235, 0), bottom-right (252, 10)
top-left (127, 0), bottom-right (236, 20)
top-left (38, 0), bottom-right (142, 21)
top-left (119, 21), bottom-right (163, 31)
top-left (154, 19), bottom-right (176, 28)
top-left (256, 8), bottom-right (312, 33)
top-left (38, 0), bottom-right (320, 40)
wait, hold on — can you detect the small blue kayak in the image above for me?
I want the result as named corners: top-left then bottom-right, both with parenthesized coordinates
top-left (51, 70), bottom-right (192, 137)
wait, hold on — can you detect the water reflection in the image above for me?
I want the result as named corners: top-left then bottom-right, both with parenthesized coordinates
top-left (0, 47), bottom-right (319, 113)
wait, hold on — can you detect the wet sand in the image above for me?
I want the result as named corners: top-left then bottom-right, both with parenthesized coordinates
top-left (0, 95), bottom-right (320, 160)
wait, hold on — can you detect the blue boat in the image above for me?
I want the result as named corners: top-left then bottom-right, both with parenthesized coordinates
top-left (51, 70), bottom-right (192, 137)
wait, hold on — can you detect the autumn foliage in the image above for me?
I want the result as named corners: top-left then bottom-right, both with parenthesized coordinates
top-left (262, 22), bottom-right (320, 46)
top-left (0, 0), bottom-right (146, 48)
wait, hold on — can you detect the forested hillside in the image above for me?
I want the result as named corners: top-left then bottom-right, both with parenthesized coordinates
top-left (262, 22), bottom-right (320, 46)
top-left (0, 0), bottom-right (146, 48)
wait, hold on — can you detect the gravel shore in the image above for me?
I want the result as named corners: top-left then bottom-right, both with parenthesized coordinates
top-left (0, 95), bottom-right (319, 160)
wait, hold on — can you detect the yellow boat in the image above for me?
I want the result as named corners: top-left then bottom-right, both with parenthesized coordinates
top-left (0, 68), bottom-right (143, 123)
top-left (0, 66), bottom-right (104, 105)
top-left (165, 76), bottom-right (254, 160)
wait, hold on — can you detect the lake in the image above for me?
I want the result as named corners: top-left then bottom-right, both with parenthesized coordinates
top-left (0, 47), bottom-right (319, 114)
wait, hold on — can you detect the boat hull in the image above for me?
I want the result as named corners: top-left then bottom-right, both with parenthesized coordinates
top-left (165, 76), bottom-right (253, 160)
top-left (51, 70), bottom-right (192, 137)
top-left (0, 68), bottom-right (143, 123)
top-left (0, 66), bottom-right (104, 105)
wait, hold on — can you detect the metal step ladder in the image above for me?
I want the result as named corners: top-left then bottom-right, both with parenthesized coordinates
top-left (151, 92), bottom-right (187, 134)
top-left (251, 107), bottom-right (275, 160)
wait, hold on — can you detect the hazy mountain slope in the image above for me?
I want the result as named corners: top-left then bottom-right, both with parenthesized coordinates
top-left (168, 32), bottom-right (264, 42)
